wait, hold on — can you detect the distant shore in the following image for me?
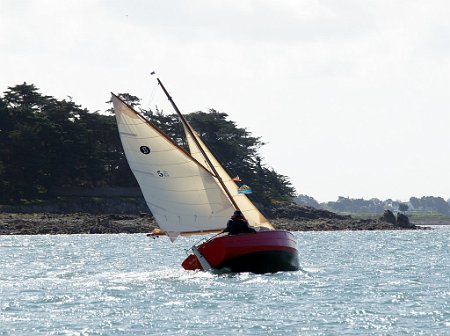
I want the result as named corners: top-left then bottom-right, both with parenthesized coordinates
top-left (0, 212), bottom-right (430, 235)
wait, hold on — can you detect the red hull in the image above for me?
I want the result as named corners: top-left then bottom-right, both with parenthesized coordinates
top-left (182, 230), bottom-right (299, 273)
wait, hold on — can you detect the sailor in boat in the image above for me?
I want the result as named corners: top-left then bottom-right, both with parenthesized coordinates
top-left (222, 210), bottom-right (256, 235)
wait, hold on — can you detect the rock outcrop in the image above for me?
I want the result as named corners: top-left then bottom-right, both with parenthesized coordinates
top-left (0, 203), bottom-right (424, 235)
top-left (0, 213), bottom-right (156, 235)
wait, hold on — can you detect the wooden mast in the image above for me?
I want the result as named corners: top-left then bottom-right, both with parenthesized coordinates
top-left (157, 77), bottom-right (241, 212)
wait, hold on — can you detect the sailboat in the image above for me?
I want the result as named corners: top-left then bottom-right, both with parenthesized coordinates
top-left (111, 78), bottom-right (299, 274)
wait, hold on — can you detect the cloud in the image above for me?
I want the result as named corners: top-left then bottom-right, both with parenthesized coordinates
top-left (1, 0), bottom-right (450, 201)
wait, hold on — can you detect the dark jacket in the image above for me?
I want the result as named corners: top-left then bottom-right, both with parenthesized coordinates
top-left (223, 217), bottom-right (256, 235)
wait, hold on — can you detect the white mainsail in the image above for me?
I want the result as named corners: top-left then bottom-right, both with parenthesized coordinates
top-left (182, 123), bottom-right (274, 230)
top-left (111, 94), bottom-right (235, 237)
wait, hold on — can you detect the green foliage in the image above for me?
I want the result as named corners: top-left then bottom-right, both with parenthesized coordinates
top-left (409, 196), bottom-right (449, 215)
top-left (0, 83), bottom-right (135, 203)
top-left (0, 84), bottom-right (295, 207)
top-left (398, 203), bottom-right (409, 212)
top-left (323, 197), bottom-right (379, 213)
top-left (319, 196), bottom-right (450, 215)
top-left (408, 212), bottom-right (450, 222)
top-left (295, 194), bottom-right (321, 208)
top-left (321, 197), bottom-right (394, 213)
top-left (141, 107), bottom-right (296, 206)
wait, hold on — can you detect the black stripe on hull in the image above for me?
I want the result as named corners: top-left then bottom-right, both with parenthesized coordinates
top-left (216, 250), bottom-right (300, 274)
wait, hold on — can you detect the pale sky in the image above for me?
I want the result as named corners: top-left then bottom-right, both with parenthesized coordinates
top-left (1, 0), bottom-right (449, 202)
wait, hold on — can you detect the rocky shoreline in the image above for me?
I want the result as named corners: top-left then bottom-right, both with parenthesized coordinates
top-left (0, 205), bottom-right (427, 235)
top-left (0, 213), bottom-right (155, 235)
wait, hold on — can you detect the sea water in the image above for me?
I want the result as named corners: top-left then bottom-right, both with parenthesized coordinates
top-left (1, 228), bottom-right (449, 335)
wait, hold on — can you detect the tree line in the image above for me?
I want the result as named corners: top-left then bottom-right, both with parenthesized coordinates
top-left (0, 83), bottom-right (295, 207)
top-left (296, 195), bottom-right (450, 215)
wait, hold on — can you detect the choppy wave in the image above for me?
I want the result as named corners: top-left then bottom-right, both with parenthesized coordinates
top-left (1, 228), bottom-right (449, 335)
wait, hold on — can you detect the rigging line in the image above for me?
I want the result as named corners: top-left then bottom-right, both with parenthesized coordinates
top-left (200, 137), bottom-right (270, 215)
top-left (186, 123), bottom-right (260, 178)
top-left (157, 78), bottom-right (241, 212)
top-left (186, 125), bottom-right (271, 221)
top-left (144, 79), bottom-right (159, 111)
top-left (189, 131), bottom-right (238, 177)
top-left (112, 93), bottom-right (219, 179)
